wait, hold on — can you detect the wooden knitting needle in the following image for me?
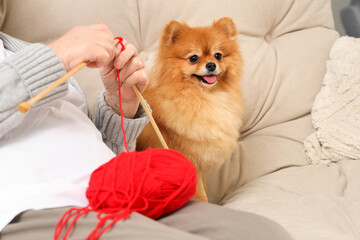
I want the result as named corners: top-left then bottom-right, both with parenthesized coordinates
top-left (17, 25), bottom-right (169, 149)
top-left (132, 84), bottom-right (169, 149)
top-left (17, 37), bottom-right (120, 113)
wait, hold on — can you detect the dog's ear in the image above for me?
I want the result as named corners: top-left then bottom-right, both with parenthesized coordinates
top-left (213, 17), bottom-right (237, 38)
top-left (162, 20), bottom-right (188, 45)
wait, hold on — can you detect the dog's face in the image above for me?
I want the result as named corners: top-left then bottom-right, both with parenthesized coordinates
top-left (158, 17), bottom-right (242, 90)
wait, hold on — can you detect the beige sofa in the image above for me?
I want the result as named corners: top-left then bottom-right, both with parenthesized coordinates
top-left (2, 0), bottom-right (359, 239)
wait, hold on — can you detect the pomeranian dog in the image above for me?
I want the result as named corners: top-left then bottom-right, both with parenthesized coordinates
top-left (136, 17), bottom-right (244, 202)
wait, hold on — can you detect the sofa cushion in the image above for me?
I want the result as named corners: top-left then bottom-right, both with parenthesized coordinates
top-left (220, 36), bottom-right (360, 240)
top-left (222, 160), bottom-right (360, 240)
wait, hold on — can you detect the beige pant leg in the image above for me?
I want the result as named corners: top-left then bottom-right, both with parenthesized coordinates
top-left (1, 201), bottom-right (293, 240)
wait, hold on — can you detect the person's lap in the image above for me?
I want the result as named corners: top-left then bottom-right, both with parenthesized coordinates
top-left (0, 201), bottom-right (293, 240)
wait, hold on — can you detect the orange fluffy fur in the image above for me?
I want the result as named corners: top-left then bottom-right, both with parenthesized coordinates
top-left (136, 17), bottom-right (244, 202)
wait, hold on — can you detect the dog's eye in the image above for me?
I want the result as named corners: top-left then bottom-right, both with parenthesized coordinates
top-left (214, 53), bottom-right (223, 61)
top-left (189, 55), bottom-right (199, 63)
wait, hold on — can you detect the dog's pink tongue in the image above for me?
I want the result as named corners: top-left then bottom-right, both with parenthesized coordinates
top-left (203, 75), bottom-right (217, 84)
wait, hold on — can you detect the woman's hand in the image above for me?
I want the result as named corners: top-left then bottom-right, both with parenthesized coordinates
top-left (99, 39), bottom-right (148, 119)
top-left (49, 25), bottom-right (148, 119)
top-left (49, 24), bottom-right (116, 71)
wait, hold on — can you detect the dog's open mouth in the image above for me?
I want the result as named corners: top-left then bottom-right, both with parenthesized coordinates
top-left (193, 74), bottom-right (217, 85)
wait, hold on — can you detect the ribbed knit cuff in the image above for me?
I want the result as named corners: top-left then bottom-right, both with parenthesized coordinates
top-left (5, 43), bottom-right (68, 106)
top-left (0, 32), bottom-right (30, 52)
top-left (95, 90), bottom-right (150, 149)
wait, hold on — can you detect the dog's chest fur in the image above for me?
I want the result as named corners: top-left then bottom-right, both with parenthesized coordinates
top-left (155, 88), bottom-right (243, 170)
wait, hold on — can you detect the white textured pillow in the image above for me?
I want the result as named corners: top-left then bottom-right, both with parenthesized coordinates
top-left (304, 36), bottom-right (360, 164)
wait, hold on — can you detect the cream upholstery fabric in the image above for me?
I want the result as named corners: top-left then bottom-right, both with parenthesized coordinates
top-left (2, 1), bottom-right (359, 239)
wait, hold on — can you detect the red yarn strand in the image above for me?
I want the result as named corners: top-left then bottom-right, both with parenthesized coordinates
top-left (85, 38), bottom-right (130, 238)
top-left (117, 69), bottom-right (129, 152)
top-left (63, 209), bottom-right (91, 239)
top-left (54, 207), bottom-right (85, 239)
top-left (114, 37), bottom-right (125, 52)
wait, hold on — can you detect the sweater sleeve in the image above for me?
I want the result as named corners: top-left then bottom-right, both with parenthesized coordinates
top-left (95, 90), bottom-right (150, 154)
top-left (0, 43), bottom-right (68, 138)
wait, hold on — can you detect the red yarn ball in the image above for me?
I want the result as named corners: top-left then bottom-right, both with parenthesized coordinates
top-left (86, 148), bottom-right (197, 220)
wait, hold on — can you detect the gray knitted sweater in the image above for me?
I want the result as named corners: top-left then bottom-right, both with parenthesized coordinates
top-left (0, 32), bottom-right (149, 153)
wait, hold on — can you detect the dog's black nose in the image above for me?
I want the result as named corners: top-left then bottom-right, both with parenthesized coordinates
top-left (206, 62), bottom-right (216, 72)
